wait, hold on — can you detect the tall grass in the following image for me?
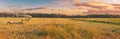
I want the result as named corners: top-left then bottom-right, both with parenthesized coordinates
top-left (0, 18), bottom-right (119, 39)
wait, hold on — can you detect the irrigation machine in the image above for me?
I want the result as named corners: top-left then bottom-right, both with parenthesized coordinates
top-left (4, 5), bottom-right (32, 25)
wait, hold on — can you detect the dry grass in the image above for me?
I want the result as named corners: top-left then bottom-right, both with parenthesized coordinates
top-left (0, 18), bottom-right (119, 39)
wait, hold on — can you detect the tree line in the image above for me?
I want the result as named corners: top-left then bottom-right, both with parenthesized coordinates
top-left (0, 13), bottom-right (120, 18)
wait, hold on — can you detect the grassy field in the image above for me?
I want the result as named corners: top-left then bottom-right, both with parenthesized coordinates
top-left (0, 18), bottom-right (119, 39)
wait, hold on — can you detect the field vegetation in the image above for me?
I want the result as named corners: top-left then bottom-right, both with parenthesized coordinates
top-left (71, 18), bottom-right (120, 25)
top-left (0, 18), bottom-right (119, 39)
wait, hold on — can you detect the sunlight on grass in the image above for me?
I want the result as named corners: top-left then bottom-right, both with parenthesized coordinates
top-left (0, 18), bottom-right (119, 39)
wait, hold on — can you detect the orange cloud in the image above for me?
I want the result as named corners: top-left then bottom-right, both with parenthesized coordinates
top-left (73, 1), bottom-right (115, 10)
top-left (72, 0), bottom-right (78, 4)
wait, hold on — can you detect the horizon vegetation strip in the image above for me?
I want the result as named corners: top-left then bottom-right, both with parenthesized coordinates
top-left (71, 19), bottom-right (120, 25)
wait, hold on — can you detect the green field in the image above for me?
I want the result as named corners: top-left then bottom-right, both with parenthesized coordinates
top-left (0, 18), bottom-right (119, 39)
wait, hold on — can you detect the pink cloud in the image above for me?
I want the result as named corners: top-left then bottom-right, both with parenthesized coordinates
top-left (53, 0), bottom-right (70, 5)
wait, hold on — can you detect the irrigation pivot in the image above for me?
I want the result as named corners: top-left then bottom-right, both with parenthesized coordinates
top-left (6, 5), bottom-right (32, 25)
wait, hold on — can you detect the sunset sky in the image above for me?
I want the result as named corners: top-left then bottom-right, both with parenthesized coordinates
top-left (0, 0), bottom-right (120, 9)
top-left (0, 0), bottom-right (72, 9)
top-left (1, 0), bottom-right (120, 15)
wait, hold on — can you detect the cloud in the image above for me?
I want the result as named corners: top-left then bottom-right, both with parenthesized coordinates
top-left (72, 0), bottom-right (120, 4)
top-left (71, 0), bottom-right (120, 15)
top-left (25, 7), bottom-right (49, 10)
top-left (104, 0), bottom-right (120, 4)
top-left (53, 0), bottom-right (70, 5)
top-left (72, 0), bottom-right (81, 4)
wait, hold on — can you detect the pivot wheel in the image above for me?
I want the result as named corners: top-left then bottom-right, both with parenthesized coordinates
top-left (18, 22), bottom-right (23, 25)
top-left (7, 22), bottom-right (11, 24)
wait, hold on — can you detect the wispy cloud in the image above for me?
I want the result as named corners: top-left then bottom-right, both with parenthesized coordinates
top-left (25, 7), bottom-right (49, 10)
top-left (53, 0), bottom-right (70, 5)
top-left (1, 0), bottom-right (120, 15)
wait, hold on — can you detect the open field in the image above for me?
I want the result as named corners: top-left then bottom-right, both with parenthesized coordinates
top-left (0, 18), bottom-right (119, 39)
